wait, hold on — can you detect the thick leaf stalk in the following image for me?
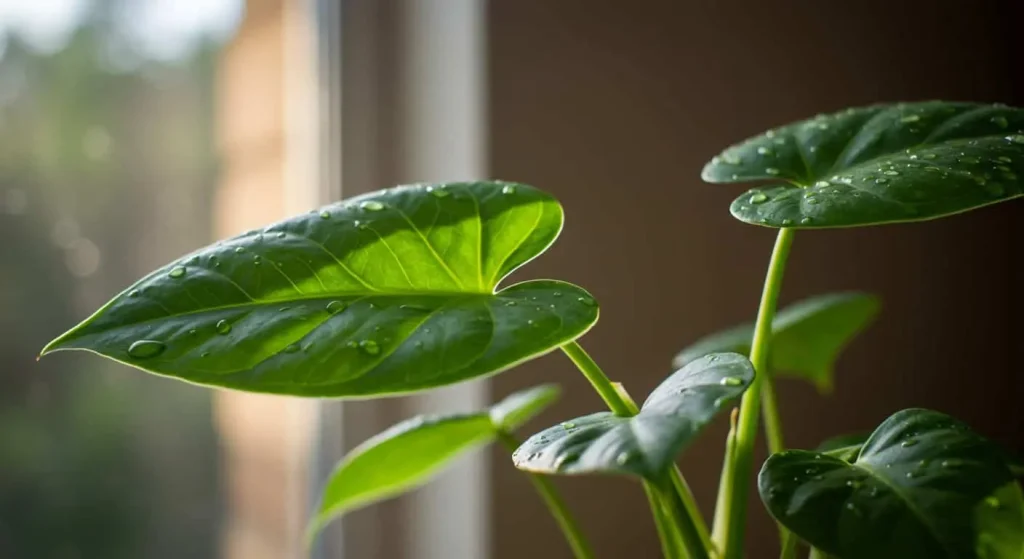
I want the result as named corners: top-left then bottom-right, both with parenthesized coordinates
top-left (716, 228), bottom-right (795, 559)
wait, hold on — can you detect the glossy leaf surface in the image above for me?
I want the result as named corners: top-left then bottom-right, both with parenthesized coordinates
top-left (513, 353), bottom-right (753, 479)
top-left (759, 409), bottom-right (1023, 558)
top-left (42, 182), bottom-right (599, 397)
top-left (702, 101), bottom-right (1024, 228)
top-left (309, 384), bottom-right (559, 539)
top-left (673, 292), bottom-right (878, 392)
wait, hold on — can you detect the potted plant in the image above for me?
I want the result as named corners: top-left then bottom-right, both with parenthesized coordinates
top-left (42, 101), bottom-right (1024, 558)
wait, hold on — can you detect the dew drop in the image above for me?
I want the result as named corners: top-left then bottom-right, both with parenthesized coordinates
top-left (845, 502), bottom-right (862, 516)
top-left (781, 218), bottom-right (793, 226)
top-left (900, 114), bottom-right (921, 123)
top-left (234, 246), bottom-right (246, 254)
top-left (883, 170), bottom-right (899, 176)
top-left (200, 351), bottom-right (211, 358)
top-left (615, 452), bottom-right (632, 465)
top-left (346, 341), bottom-right (359, 349)
top-left (561, 422), bottom-right (576, 429)
top-left (319, 210), bottom-right (331, 219)
top-left (901, 439), bottom-right (918, 448)
top-left (359, 340), bottom-right (380, 355)
top-left (985, 496), bottom-right (1002, 509)
top-left (277, 232), bottom-right (287, 239)
top-left (765, 167), bottom-right (780, 176)
top-left (361, 200), bottom-right (385, 211)
top-left (905, 471), bottom-right (920, 479)
top-left (750, 192), bottom-right (769, 204)
top-left (504, 300), bottom-right (517, 307)
top-left (722, 154), bottom-right (741, 165)
top-left (757, 146), bottom-right (773, 156)
top-left (814, 180), bottom-right (830, 188)
top-left (997, 155), bottom-right (1013, 163)
top-left (168, 266), bottom-right (186, 279)
top-left (720, 376), bottom-right (743, 387)
top-left (128, 340), bottom-right (165, 359)
top-left (846, 480), bottom-right (861, 489)
top-left (576, 296), bottom-right (596, 307)
top-left (1006, 135), bottom-right (1024, 144)
top-left (283, 344), bottom-right (300, 354)
top-left (501, 184), bottom-right (517, 195)
top-left (129, 289), bottom-right (140, 298)
top-left (326, 300), bottom-right (347, 314)
top-left (215, 320), bottom-right (232, 335)
top-left (923, 153), bottom-right (937, 160)
top-left (713, 397), bottom-right (728, 408)
top-left (992, 116), bottom-right (1009, 128)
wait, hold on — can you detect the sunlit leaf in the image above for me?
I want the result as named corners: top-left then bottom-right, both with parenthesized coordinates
top-left (702, 101), bottom-right (1024, 228)
top-left (308, 384), bottom-right (559, 541)
top-left (41, 182), bottom-right (598, 397)
top-left (759, 409), bottom-right (1023, 558)
top-left (673, 292), bottom-right (879, 392)
top-left (513, 353), bottom-right (753, 479)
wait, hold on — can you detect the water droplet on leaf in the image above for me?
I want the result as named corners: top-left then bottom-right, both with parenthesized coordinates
top-left (360, 340), bottom-right (380, 355)
top-left (361, 200), bottom-right (385, 211)
top-left (750, 193), bottom-right (768, 204)
top-left (720, 376), bottom-right (743, 387)
top-left (216, 320), bottom-right (232, 335)
top-left (326, 300), bottom-right (347, 314)
top-left (128, 340), bottom-right (165, 359)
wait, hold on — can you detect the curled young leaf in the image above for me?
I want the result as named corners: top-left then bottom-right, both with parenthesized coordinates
top-left (674, 292), bottom-right (879, 392)
top-left (759, 408), bottom-right (1023, 559)
top-left (513, 353), bottom-right (754, 479)
top-left (41, 182), bottom-right (599, 397)
top-left (703, 101), bottom-right (1024, 228)
top-left (308, 384), bottom-right (559, 542)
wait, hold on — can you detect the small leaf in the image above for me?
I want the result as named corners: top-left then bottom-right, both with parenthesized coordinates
top-left (703, 101), bottom-right (1024, 228)
top-left (41, 182), bottom-right (599, 397)
top-left (513, 353), bottom-right (753, 478)
top-left (759, 408), bottom-right (1023, 559)
top-left (673, 292), bottom-right (879, 392)
top-left (308, 384), bottom-right (559, 541)
top-left (815, 432), bottom-right (870, 462)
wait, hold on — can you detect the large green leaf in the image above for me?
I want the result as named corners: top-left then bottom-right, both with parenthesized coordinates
top-left (702, 101), bottom-right (1024, 228)
top-left (513, 353), bottom-right (753, 479)
top-left (673, 292), bottom-right (879, 392)
top-left (759, 409), bottom-right (1024, 559)
top-left (308, 384), bottom-right (559, 540)
top-left (40, 182), bottom-right (599, 397)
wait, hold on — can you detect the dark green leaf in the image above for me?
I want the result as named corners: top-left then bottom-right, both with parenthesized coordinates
top-left (308, 384), bottom-right (559, 540)
top-left (673, 292), bottom-right (879, 392)
top-left (41, 182), bottom-right (598, 397)
top-left (759, 408), bottom-right (1023, 558)
top-left (702, 101), bottom-right (1024, 228)
top-left (513, 353), bottom-right (753, 479)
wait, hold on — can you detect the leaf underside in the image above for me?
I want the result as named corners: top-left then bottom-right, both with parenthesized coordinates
top-left (309, 384), bottom-right (559, 541)
top-left (513, 353), bottom-right (754, 479)
top-left (42, 182), bottom-right (599, 397)
top-left (673, 292), bottom-right (879, 392)
top-left (759, 409), bottom-right (1023, 559)
top-left (703, 101), bottom-right (1024, 228)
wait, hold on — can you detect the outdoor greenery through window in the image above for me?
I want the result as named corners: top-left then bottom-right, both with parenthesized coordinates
top-left (0, 1), bottom-right (240, 557)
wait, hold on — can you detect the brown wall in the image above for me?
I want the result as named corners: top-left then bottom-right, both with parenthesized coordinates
top-left (488, 1), bottom-right (1024, 558)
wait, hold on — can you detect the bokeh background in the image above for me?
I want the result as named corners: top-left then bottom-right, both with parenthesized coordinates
top-left (1, 1), bottom-right (1021, 559)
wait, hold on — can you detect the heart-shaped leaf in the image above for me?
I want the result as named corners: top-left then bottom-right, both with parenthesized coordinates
top-left (702, 101), bottom-right (1024, 228)
top-left (759, 408), bottom-right (1024, 559)
top-left (41, 182), bottom-right (599, 397)
top-left (673, 292), bottom-right (879, 392)
top-left (513, 353), bottom-right (754, 479)
top-left (308, 384), bottom-right (559, 540)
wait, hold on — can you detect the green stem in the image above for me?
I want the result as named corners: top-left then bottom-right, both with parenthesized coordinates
top-left (645, 483), bottom-right (683, 559)
top-left (560, 342), bottom-right (710, 558)
top-left (779, 530), bottom-right (799, 559)
top-left (715, 228), bottom-right (795, 559)
top-left (657, 474), bottom-right (709, 559)
top-left (497, 431), bottom-right (595, 559)
top-left (560, 341), bottom-right (632, 416)
top-left (712, 408), bottom-right (739, 549)
top-left (807, 547), bottom-right (829, 559)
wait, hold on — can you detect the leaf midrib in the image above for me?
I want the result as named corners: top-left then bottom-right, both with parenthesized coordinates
top-left (43, 288), bottom-right (497, 352)
top-left (854, 460), bottom-right (957, 558)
